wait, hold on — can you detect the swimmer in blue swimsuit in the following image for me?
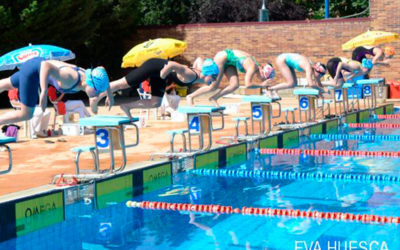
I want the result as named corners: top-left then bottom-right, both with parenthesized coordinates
top-left (187, 49), bottom-right (275, 107)
top-left (0, 57), bottom-right (111, 125)
top-left (265, 53), bottom-right (327, 99)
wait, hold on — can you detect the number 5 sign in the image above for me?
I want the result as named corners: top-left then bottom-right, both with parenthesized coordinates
top-left (252, 105), bottom-right (263, 120)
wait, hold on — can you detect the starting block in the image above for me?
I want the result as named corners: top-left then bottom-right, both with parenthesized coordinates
top-left (355, 78), bottom-right (385, 110)
top-left (330, 82), bottom-right (358, 116)
top-left (293, 88), bottom-right (325, 123)
top-left (68, 115), bottom-right (139, 175)
top-left (0, 136), bottom-right (16, 175)
top-left (175, 105), bottom-right (225, 152)
top-left (151, 106), bottom-right (225, 160)
top-left (241, 96), bottom-right (281, 136)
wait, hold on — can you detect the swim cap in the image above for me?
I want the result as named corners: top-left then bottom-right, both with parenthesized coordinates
top-left (85, 67), bottom-right (110, 93)
top-left (384, 46), bottom-right (395, 56)
top-left (261, 63), bottom-right (275, 80)
top-left (201, 59), bottom-right (219, 77)
top-left (362, 58), bottom-right (373, 69)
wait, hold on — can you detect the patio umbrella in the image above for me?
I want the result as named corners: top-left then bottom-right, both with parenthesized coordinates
top-left (122, 38), bottom-right (187, 68)
top-left (0, 44), bottom-right (75, 71)
top-left (342, 30), bottom-right (399, 51)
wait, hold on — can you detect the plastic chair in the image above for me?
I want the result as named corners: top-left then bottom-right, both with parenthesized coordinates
top-left (137, 88), bottom-right (158, 120)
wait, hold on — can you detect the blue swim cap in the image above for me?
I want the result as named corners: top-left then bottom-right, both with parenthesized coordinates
top-left (361, 58), bottom-right (373, 70)
top-left (201, 59), bottom-right (219, 77)
top-left (85, 67), bottom-right (110, 93)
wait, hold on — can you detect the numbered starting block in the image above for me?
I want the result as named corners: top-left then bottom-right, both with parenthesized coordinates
top-left (67, 116), bottom-right (139, 175)
top-left (177, 106), bottom-right (225, 152)
top-left (355, 78), bottom-right (385, 110)
top-left (293, 88), bottom-right (325, 123)
top-left (0, 136), bottom-right (16, 175)
top-left (241, 96), bottom-right (281, 136)
top-left (330, 82), bottom-right (359, 116)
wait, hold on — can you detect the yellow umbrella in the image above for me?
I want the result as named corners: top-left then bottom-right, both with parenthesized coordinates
top-left (342, 30), bottom-right (399, 51)
top-left (121, 38), bottom-right (187, 68)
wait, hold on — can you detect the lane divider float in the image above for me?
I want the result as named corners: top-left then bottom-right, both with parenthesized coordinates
top-left (344, 123), bottom-right (400, 129)
top-left (374, 114), bottom-right (400, 119)
top-left (259, 148), bottom-right (400, 158)
top-left (190, 169), bottom-right (400, 183)
top-left (310, 133), bottom-right (400, 141)
top-left (126, 201), bottom-right (400, 225)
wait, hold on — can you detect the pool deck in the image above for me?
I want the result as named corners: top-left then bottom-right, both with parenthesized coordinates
top-left (0, 95), bottom-right (390, 196)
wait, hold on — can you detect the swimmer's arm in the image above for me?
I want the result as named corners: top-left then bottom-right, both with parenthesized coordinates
top-left (373, 60), bottom-right (391, 66)
top-left (105, 87), bottom-right (114, 111)
top-left (244, 67), bottom-right (267, 88)
top-left (332, 62), bottom-right (344, 85)
top-left (188, 65), bottom-right (222, 98)
top-left (305, 64), bottom-right (318, 87)
top-left (372, 49), bottom-right (384, 65)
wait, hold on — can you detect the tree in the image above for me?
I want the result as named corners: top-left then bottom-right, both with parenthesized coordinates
top-left (138, 0), bottom-right (191, 25)
top-left (268, 0), bottom-right (308, 21)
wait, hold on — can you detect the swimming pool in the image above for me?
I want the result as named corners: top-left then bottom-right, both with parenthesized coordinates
top-left (1, 116), bottom-right (400, 250)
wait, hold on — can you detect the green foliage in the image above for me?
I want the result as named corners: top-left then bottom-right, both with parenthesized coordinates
top-left (138, 0), bottom-right (191, 25)
top-left (0, 0), bottom-right (139, 78)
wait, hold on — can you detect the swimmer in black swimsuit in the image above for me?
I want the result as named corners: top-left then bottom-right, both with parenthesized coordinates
top-left (91, 58), bottom-right (219, 119)
top-left (325, 57), bottom-right (372, 88)
top-left (0, 58), bottom-right (111, 125)
top-left (352, 46), bottom-right (395, 66)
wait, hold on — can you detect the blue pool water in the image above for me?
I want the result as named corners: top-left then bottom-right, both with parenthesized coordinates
top-left (2, 118), bottom-right (400, 250)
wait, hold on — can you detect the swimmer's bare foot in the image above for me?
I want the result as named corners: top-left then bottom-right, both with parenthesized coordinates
top-left (186, 95), bottom-right (194, 106)
top-left (209, 97), bottom-right (220, 107)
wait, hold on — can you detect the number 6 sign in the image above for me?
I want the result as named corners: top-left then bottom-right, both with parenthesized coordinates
top-left (299, 97), bottom-right (309, 110)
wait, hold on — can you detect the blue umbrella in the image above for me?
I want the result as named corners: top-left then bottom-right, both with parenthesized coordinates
top-left (0, 44), bottom-right (75, 71)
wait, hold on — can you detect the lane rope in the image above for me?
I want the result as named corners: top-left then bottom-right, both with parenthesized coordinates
top-left (310, 133), bottom-right (400, 141)
top-left (259, 148), bottom-right (400, 158)
top-left (345, 123), bottom-right (400, 129)
top-left (190, 169), bottom-right (400, 183)
top-left (126, 201), bottom-right (400, 225)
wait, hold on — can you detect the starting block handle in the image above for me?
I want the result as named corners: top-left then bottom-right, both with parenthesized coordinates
top-left (0, 145), bottom-right (12, 175)
top-left (125, 122), bottom-right (139, 148)
top-left (271, 101), bottom-right (281, 118)
top-left (211, 111), bottom-right (225, 131)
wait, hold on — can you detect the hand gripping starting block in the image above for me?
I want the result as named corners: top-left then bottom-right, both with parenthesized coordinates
top-left (293, 88), bottom-right (325, 123)
top-left (63, 116), bottom-right (139, 177)
top-left (0, 136), bottom-right (16, 175)
top-left (355, 78), bottom-right (385, 110)
top-left (240, 96), bottom-right (281, 136)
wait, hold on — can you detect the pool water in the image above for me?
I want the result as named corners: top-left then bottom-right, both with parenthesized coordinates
top-left (2, 118), bottom-right (400, 250)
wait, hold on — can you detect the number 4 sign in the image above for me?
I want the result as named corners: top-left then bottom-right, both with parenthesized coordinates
top-left (189, 116), bottom-right (200, 134)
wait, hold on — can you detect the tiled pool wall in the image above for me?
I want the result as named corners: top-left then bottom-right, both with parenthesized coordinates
top-left (0, 104), bottom-right (394, 243)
